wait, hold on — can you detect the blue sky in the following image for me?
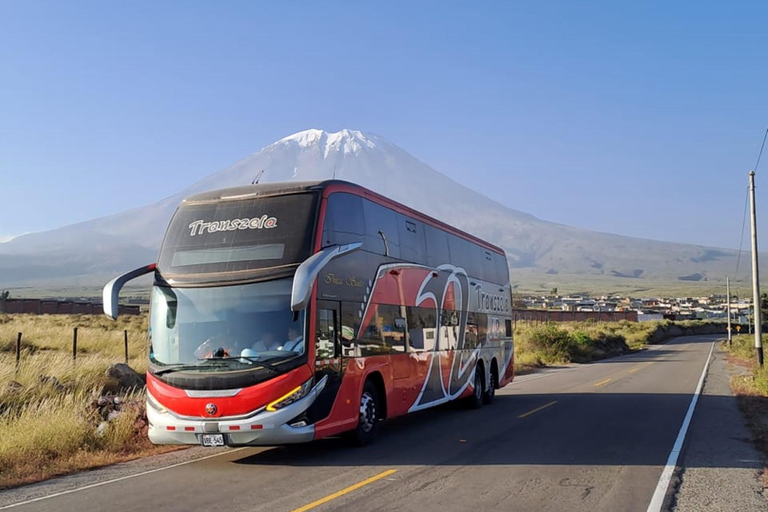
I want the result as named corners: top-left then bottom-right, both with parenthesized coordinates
top-left (1, 1), bottom-right (767, 249)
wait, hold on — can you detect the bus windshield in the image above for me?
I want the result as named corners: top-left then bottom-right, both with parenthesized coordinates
top-left (149, 278), bottom-right (306, 372)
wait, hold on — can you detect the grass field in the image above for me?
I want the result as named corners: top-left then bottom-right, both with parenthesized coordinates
top-left (0, 313), bottom-right (179, 490)
top-left (513, 318), bottom-right (725, 372)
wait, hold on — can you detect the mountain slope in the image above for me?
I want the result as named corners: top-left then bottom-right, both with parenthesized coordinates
top-left (0, 129), bottom-right (749, 286)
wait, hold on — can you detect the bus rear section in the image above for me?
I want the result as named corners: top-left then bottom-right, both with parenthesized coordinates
top-left (103, 180), bottom-right (513, 447)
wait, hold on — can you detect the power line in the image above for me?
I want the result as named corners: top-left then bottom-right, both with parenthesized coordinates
top-left (753, 128), bottom-right (768, 173)
top-left (734, 128), bottom-right (768, 298)
top-left (735, 186), bottom-right (750, 280)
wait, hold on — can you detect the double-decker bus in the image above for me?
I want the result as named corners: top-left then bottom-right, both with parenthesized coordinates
top-left (104, 180), bottom-right (514, 447)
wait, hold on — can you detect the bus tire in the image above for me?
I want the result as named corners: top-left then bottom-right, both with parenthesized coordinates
top-left (483, 365), bottom-right (497, 405)
top-left (348, 380), bottom-right (380, 446)
top-left (466, 366), bottom-right (484, 410)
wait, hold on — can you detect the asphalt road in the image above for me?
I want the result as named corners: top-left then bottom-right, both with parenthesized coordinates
top-left (2, 334), bottom-right (746, 512)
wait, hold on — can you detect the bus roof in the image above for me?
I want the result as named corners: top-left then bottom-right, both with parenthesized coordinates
top-left (182, 180), bottom-right (506, 256)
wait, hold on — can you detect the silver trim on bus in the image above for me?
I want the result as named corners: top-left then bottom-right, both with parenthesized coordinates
top-left (185, 388), bottom-right (243, 398)
top-left (103, 263), bottom-right (156, 320)
top-left (291, 242), bottom-right (362, 311)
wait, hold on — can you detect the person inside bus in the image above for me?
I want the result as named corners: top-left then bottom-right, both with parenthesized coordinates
top-left (281, 327), bottom-right (304, 352)
top-left (251, 332), bottom-right (277, 352)
top-left (195, 330), bottom-right (239, 359)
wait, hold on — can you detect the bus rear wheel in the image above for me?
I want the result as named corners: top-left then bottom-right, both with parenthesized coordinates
top-left (466, 367), bottom-right (484, 409)
top-left (348, 380), bottom-right (380, 446)
top-left (483, 367), bottom-right (497, 405)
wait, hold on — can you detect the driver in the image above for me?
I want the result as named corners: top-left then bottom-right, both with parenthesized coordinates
top-left (251, 332), bottom-right (277, 352)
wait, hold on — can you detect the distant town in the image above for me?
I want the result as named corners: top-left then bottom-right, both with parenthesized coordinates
top-left (514, 292), bottom-right (754, 323)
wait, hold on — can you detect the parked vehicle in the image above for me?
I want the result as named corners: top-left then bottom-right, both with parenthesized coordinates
top-left (104, 180), bottom-right (514, 446)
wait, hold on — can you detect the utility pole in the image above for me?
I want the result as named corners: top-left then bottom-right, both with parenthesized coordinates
top-left (749, 171), bottom-right (764, 366)
top-left (727, 277), bottom-right (732, 346)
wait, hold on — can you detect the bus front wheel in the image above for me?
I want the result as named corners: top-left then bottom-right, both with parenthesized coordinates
top-left (348, 380), bottom-right (380, 446)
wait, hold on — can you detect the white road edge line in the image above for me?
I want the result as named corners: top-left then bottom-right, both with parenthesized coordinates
top-left (646, 340), bottom-right (716, 512)
top-left (0, 447), bottom-right (247, 510)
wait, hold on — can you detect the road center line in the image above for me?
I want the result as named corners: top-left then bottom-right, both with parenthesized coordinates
top-left (0, 448), bottom-right (248, 511)
top-left (594, 378), bottom-right (612, 387)
top-left (290, 469), bottom-right (397, 512)
top-left (646, 341), bottom-right (716, 512)
top-left (629, 367), bottom-right (640, 374)
top-left (517, 400), bottom-right (558, 418)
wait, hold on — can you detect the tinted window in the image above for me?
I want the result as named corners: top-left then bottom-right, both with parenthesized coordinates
top-left (359, 304), bottom-right (405, 354)
top-left (340, 302), bottom-right (363, 357)
top-left (449, 236), bottom-right (477, 277)
top-left (398, 216), bottom-right (427, 264)
top-left (496, 254), bottom-right (510, 285)
top-left (465, 312), bottom-right (479, 349)
top-left (406, 306), bottom-right (437, 351)
top-left (362, 200), bottom-right (400, 258)
top-left (440, 309), bottom-right (461, 350)
top-left (478, 249), bottom-right (496, 283)
top-left (315, 309), bottom-right (337, 359)
top-left (425, 226), bottom-right (450, 268)
top-left (476, 313), bottom-right (488, 347)
top-left (322, 193), bottom-right (364, 247)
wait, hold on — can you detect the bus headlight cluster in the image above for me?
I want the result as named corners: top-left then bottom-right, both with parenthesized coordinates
top-left (146, 393), bottom-right (168, 414)
top-left (266, 379), bottom-right (313, 412)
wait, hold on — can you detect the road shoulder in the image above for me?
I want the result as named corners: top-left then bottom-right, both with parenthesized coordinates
top-left (0, 446), bottom-right (234, 509)
top-left (671, 345), bottom-right (767, 511)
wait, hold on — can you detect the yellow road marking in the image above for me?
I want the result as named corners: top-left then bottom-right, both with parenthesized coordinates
top-left (594, 378), bottom-right (612, 387)
top-left (290, 469), bottom-right (397, 512)
top-left (629, 367), bottom-right (640, 374)
top-left (517, 400), bottom-right (558, 418)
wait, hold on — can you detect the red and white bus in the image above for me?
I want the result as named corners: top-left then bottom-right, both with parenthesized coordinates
top-left (104, 180), bottom-right (514, 446)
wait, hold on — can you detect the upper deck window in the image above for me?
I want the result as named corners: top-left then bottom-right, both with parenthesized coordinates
top-left (158, 192), bottom-right (318, 276)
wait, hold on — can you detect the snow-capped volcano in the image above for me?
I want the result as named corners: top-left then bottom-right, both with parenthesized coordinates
top-left (277, 128), bottom-right (377, 156)
top-left (0, 129), bottom-right (750, 285)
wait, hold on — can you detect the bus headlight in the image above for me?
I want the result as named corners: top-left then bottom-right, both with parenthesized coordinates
top-left (266, 379), bottom-right (313, 412)
top-left (147, 393), bottom-right (168, 414)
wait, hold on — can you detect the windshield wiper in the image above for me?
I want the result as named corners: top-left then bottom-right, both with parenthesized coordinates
top-left (152, 360), bottom-right (229, 375)
top-left (199, 356), bottom-right (283, 373)
top-left (153, 364), bottom-right (204, 376)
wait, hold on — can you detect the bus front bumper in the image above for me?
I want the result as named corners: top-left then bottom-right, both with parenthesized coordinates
top-left (146, 376), bottom-right (327, 446)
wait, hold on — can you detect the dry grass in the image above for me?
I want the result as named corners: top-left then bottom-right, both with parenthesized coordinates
top-left (0, 314), bottom-right (180, 490)
top-left (514, 319), bottom-right (726, 369)
top-left (723, 335), bottom-right (768, 482)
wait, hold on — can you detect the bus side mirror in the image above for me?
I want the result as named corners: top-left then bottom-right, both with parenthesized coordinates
top-left (291, 242), bottom-right (362, 312)
top-left (103, 263), bottom-right (157, 320)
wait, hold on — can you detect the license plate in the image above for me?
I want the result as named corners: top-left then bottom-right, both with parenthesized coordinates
top-left (201, 434), bottom-right (224, 447)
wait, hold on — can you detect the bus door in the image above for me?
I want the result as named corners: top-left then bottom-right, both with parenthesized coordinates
top-left (310, 301), bottom-right (343, 423)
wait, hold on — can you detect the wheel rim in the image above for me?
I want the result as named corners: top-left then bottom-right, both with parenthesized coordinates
top-left (359, 392), bottom-right (377, 433)
top-left (474, 372), bottom-right (483, 400)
